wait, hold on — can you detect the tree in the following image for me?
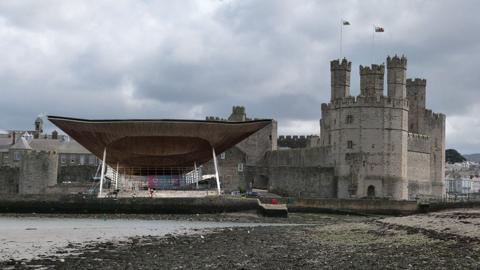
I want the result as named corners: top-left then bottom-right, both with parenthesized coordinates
top-left (445, 149), bottom-right (466, 164)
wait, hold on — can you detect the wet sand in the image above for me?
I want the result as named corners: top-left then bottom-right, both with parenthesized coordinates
top-left (1, 211), bottom-right (480, 269)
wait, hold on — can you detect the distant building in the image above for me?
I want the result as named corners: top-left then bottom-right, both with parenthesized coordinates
top-left (0, 118), bottom-right (99, 194)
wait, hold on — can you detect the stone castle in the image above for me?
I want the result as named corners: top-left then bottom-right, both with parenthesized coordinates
top-left (252, 55), bottom-right (445, 200)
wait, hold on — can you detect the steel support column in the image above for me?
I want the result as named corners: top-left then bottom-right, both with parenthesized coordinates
top-left (212, 147), bottom-right (221, 195)
top-left (99, 147), bottom-right (107, 198)
top-left (115, 162), bottom-right (119, 190)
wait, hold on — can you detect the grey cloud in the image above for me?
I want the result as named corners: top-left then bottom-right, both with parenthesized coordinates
top-left (0, 0), bottom-right (478, 153)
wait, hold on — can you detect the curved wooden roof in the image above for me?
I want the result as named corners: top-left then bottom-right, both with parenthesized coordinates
top-left (48, 116), bottom-right (271, 171)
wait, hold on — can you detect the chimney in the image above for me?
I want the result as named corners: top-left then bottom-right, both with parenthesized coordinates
top-left (11, 132), bottom-right (16, 145)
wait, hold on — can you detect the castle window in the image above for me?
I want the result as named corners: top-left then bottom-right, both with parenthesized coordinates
top-left (347, 141), bottom-right (353, 149)
top-left (89, 155), bottom-right (96, 165)
top-left (220, 152), bottom-right (225, 160)
top-left (237, 163), bottom-right (244, 172)
top-left (13, 151), bottom-right (21, 161)
top-left (79, 155), bottom-right (85, 165)
top-left (70, 155), bottom-right (76, 164)
top-left (61, 155), bottom-right (66, 164)
top-left (346, 115), bottom-right (353, 124)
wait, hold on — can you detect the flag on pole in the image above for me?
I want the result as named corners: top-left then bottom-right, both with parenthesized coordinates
top-left (375, 26), bottom-right (384, 32)
top-left (342, 20), bottom-right (350, 26)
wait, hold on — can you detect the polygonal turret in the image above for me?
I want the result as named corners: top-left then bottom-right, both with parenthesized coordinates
top-left (359, 64), bottom-right (385, 97)
top-left (330, 58), bottom-right (351, 101)
top-left (387, 55), bottom-right (407, 98)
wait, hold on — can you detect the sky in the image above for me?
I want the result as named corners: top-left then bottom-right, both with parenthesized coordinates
top-left (0, 0), bottom-right (478, 154)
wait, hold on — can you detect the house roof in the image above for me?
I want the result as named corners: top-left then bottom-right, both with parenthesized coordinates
top-left (10, 137), bottom-right (32, 150)
top-left (48, 115), bottom-right (271, 172)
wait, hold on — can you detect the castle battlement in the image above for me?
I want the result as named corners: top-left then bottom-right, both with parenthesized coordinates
top-left (278, 135), bottom-right (319, 149)
top-left (387, 55), bottom-right (407, 69)
top-left (408, 132), bottom-right (431, 153)
top-left (407, 78), bottom-right (427, 86)
top-left (330, 95), bottom-right (409, 110)
top-left (359, 64), bottom-right (385, 75)
top-left (205, 116), bottom-right (228, 121)
top-left (425, 110), bottom-right (446, 120)
top-left (330, 58), bottom-right (351, 71)
top-left (232, 106), bottom-right (246, 115)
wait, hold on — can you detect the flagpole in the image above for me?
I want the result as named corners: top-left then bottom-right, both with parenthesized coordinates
top-left (372, 25), bottom-right (375, 63)
top-left (340, 19), bottom-right (343, 59)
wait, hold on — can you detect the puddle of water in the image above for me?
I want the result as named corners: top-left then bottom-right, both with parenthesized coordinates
top-left (0, 216), bottom-right (279, 261)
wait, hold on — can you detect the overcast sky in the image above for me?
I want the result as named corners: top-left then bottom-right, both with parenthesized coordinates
top-left (0, 0), bottom-right (478, 153)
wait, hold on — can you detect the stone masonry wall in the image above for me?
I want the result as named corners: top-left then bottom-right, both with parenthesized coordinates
top-left (268, 166), bottom-right (336, 198)
top-left (0, 166), bottom-right (19, 194)
top-left (407, 151), bottom-right (431, 199)
top-left (58, 165), bottom-right (97, 183)
top-left (256, 146), bottom-right (335, 197)
top-left (19, 151), bottom-right (58, 194)
top-left (407, 133), bottom-right (430, 153)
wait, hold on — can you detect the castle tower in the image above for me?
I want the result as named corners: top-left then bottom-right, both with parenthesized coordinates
top-left (228, 106), bottom-right (247, 122)
top-left (387, 55), bottom-right (407, 98)
top-left (19, 151), bottom-right (58, 194)
top-left (330, 58), bottom-right (351, 101)
top-left (34, 117), bottom-right (43, 139)
top-left (359, 64), bottom-right (385, 97)
top-left (407, 78), bottom-right (427, 133)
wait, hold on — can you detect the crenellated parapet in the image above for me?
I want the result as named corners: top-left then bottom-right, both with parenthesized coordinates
top-left (206, 116), bottom-right (228, 121)
top-left (359, 64), bottom-right (385, 75)
top-left (329, 95), bottom-right (409, 110)
top-left (407, 78), bottom-right (426, 86)
top-left (386, 55), bottom-right (407, 69)
top-left (278, 135), bottom-right (319, 149)
top-left (424, 110), bottom-right (446, 128)
top-left (408, 132), bottom-right (431, 154)
top-left (330, 58), bottom-right (351, 71)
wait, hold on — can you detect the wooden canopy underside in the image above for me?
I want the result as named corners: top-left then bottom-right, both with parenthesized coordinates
top-left (48, 116), bottom-right (271, 171)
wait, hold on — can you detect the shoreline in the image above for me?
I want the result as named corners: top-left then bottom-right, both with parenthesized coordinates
top-left (1, 210), bottom-right (479, 269)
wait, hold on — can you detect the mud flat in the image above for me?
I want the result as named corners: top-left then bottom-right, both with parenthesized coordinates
top-left (380, 208), bottom-right (480, 239)
top-left (1, 212), bottom-right (480, 269)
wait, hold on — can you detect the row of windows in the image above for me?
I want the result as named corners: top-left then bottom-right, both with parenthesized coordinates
top-left (60, 154), bottom-right (98, 165)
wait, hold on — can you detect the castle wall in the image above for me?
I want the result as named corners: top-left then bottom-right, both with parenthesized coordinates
top-left (407, 151), bottom-right (431, 199)
top-left (18, 151), bottom-right (58, 194)
top-left (254, 146), bottom-right (335, 197)
top-left (424, 111), bottom-right (446, 196)
top-left (0, 166), bottom-right (19, 194)
top-left (267, 166), bottom-right (336, 198)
